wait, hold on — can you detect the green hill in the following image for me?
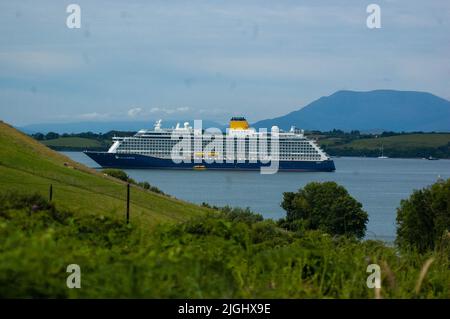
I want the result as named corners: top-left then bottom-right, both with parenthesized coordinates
top-left (335, 134), bottom-right (450, 150)
top-left (0, 121), bottom-right (209, 227)
top-left (42, 137), bottom-right (110, 151)
top-left (320, 133), bottom-right (450, 158)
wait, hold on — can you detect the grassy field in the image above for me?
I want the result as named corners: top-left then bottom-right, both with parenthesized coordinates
top-left (0, 121), bottom-right (209, 227)
top-left (317, 133), bottom-right (450, 158)
top-left (332, 134), bottom-right (450, 150)
top-left (42, 137), bottom-right (108, 150)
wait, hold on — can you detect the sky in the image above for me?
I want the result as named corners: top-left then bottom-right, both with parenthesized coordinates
top-left (0, 0), bottom-right (449, 126)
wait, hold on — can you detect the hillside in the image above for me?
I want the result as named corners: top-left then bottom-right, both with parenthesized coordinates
top-left (334, 134), bottom-right (450, 150)
top-left (253, 90), bottom-right (450, 132)
top-left (0, 121), bottom-right (209, 227)
top-left (319, 133), bottom-right (450, 158)
top-left (42, 137), bottom-right (110, 151)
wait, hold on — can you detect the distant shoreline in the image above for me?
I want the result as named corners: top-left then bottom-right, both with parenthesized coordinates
top-left (31, 130), bottom-right (450, 160)
top-left (59, 149), bottom-right (450, 162)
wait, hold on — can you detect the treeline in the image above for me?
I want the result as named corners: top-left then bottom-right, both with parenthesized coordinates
top-left (307, 129), bottom-right (450, 158)
top-left (31, 131), bottom-right (137, 151)
top-left (31, 130), bottom-right (136, 141)
top-left (308, 129), bottom-right (446, 138)
top-left (32, 129), bottom-right (449, 142)
top-left (30, 129), bottom-right (450, 158)
top-left (307, 129), bottom-right (449, 145)
top-left (33, 129), bottom-right (438, 142)
top-left (324, 145), bottom-right (450, 159)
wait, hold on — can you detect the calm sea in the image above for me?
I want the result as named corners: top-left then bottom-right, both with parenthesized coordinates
top-left (63, 152), bottom-right (450, 241)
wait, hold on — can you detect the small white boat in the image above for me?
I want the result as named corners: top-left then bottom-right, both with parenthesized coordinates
top-left (378, 145), bottom-right (389, 159)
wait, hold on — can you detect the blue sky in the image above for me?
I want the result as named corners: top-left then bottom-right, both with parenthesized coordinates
top-left (0, 0), bottom-right (449, 125)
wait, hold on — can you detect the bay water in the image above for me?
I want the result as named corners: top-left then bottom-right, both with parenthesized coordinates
top-left (63, 152), bottom-right (450, 241)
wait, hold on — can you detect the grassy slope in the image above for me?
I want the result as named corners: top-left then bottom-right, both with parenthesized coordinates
top-left (42, 137), bottom-right (105, 149)
top-left (0, 121), bottom-right (209, 227)
top-left (332, 134), bottom-right (450, 150)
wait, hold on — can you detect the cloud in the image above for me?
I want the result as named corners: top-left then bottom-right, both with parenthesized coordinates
top-left (127, 107), bottom-right (143, 117)
top-left (149, 106), bottom-right (190, 115)
top-left (0, 51), bottom-right (84, 74)
top-left (1, 0), bottom-right (450, 126)
top-left (77, 112), bottom-right (111, 120)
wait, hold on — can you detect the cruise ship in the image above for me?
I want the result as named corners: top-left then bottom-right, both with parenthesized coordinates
top-left (84, 117), bottom-right (335, 172)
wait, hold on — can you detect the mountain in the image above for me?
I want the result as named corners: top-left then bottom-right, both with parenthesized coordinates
top-left (252, 90), bottom-right (450, 132)
top-left (18, 119), bottom-right (225, 134)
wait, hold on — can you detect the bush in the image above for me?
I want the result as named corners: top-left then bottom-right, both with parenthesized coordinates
top-left (280, 182), bottom-right (368, 239)
top-left (396, 178), bottom-right (450, 253)
top-left (138, 181), bottom-right (166, 195)
top-left (0, 193), bottom-right (132, 297)
top-left (102, 169), bottom-right (166, 195)
top-left (45, 132), bottom-right (59, 140)
top-left (138, 181), bottom-right (151, 190)
top-left (217, 206), bottom-right (264, 225)
top-left (102, 169), bottom-right (129, 182)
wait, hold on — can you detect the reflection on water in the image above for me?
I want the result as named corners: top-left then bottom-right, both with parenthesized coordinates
top-left (63, 152), bottom-right (450, 241)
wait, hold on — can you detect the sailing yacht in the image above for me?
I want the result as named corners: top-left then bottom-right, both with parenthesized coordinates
top-left (378, 144), bottom-right (389, 159)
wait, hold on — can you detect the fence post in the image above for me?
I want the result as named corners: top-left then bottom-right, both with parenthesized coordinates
top-left (49, 184), bottom-right (53, 201)
top-left (126, 183), bottom-right (130, 224)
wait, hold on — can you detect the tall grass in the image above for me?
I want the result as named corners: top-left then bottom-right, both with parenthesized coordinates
top-left (0, 193), bottom-right (448, 298)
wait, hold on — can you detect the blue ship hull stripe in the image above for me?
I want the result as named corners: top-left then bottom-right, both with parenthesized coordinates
top-left (84, 152), bottom-right (336, 172)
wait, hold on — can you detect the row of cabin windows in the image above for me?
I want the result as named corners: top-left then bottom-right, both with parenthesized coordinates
top-left (118, 140), bottom-right (316, 151)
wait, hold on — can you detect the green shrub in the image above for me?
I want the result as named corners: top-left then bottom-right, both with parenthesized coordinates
top-left (396, 178), bottom-right (450, 253)
top-left (218, 206), bottom-right (264, 225)
top-left (137, 182), bottom-right (166, 195)
top-left (102, 170), bottom-right (166, 195)
top-left (102, 169), bottom-right (129, 182)
top-left (280, 181), bottom-right (368, 239)
top-left (138, 181), bottom-right (151, 190)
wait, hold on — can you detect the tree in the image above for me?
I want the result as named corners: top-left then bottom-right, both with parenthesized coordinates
top-left (396, 178), bottom-right (450, 253)
top-left (45, 132), bottom-right (59, 140)
top-left (32, 133), bottom-right (45, 141)
top-left (102, 169), bottom-right (129, 182)
top-left (280, 182), bottom-right (368, 239)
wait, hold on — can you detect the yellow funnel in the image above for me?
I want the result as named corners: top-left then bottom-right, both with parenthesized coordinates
top-left (229, 117), bottom-right (249, 130)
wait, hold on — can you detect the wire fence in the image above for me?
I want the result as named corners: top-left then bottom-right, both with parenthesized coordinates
top-left (0, 180), bottom-right (143, 224)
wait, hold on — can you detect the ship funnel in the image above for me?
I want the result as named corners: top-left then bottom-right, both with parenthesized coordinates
top-left (229, 117), bottom-right (249, 130)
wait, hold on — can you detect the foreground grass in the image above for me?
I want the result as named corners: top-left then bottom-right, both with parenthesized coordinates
top-left (0, 193), bottom-right (448, 298)
top-left (0, 121), bottom-right (210, 227)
